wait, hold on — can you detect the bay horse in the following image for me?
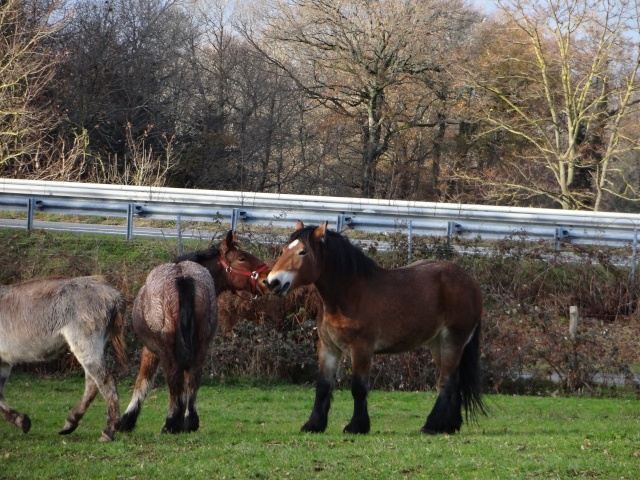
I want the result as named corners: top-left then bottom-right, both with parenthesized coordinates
top-left (265, 221), bottom-right (486, 435)
top-left (0, 276), bottom-right (127, 441)
top-left (119, 230), bottom-right (269, 434)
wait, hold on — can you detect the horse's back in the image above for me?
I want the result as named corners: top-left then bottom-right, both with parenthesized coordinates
top-left (133, 261), bottom-right (217, 344)
top-left (332, 260), bottom-right (482, 354)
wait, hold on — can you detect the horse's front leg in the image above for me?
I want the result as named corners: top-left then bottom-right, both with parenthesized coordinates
top-left (343, 346), bottom-right (372, 434)
top-left (301, 337), bottom-right (340, 433)
top-left (0, 363), bottom-right (31, 433)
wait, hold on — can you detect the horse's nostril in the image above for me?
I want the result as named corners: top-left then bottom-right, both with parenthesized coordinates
top-left (267, 279), bottom-right (280, 291)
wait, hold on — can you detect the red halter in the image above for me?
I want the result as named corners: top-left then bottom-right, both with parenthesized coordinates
top-left (217, 255), bottom-right (269, 297)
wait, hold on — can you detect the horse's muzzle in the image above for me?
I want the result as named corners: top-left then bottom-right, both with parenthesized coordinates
top-left (265, 278), bottom-right (290, 296)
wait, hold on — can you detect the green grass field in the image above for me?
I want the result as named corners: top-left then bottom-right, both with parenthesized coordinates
top-left (0, 374), bottom-right (638, 479)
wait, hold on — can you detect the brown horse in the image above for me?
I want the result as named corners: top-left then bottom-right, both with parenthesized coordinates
top-left (265, 221), bottom-right (486, 435)
top-left (0, 276), bottom-right (127, 441)
top-left (119, 231), bottom-right (269, 434)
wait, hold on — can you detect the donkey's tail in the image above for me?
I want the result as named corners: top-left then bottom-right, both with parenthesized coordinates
top-left (109, 295), bottom-right (129, 371)
top-left (175, 276), bottom-right (196, 371)
top-left (459, 321), bottom-right (488, 423)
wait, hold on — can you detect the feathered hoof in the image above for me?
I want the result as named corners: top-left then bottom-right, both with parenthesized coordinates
top-left (343, 421), bottom-right (370, 435)
top-left (300, 421), bottom-right (325, 434)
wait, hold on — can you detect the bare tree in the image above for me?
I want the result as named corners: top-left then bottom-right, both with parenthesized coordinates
top-left (55, 0), bottom-right (191, 185)
top-left (0, 0), bottom-right (68, 175)
top-left (465, 0), bottom-right (640, 210)
top-left (239, 0), bottom-right (479, 198)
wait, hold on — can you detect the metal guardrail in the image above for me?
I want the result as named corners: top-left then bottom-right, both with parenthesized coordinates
top-left (0, 178), bottom-right (639, 251)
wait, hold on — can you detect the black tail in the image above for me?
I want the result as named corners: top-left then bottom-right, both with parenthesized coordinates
top-left (175, 276), bottom-right (196, 371)
top-left (459, 322), bottom-right (488, 422)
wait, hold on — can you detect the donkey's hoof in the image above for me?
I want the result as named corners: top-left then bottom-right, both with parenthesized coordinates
top-left (58, 420), bottom-right (79, 435)
top-left (18, 414), bottom-right (31, 433)
top-left (99, 431), bottom-right (115, 442)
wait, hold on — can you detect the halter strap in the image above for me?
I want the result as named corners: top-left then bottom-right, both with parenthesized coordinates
top-left (218, 255), bottom-right (269, 298)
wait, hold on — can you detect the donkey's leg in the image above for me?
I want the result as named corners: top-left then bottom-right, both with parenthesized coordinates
top-left (68, 335), bottom-right (121, 442)
top-left (301, 337), bottom-right (340, 433)
top-left (343, 346), bottom-right (372, 434)
top-left (0, 363), bottom-right (31, 433)
top-left (161, 361), bottom-right (186, 434)
top-left (59, 371), bottom-right (99, 436)
top-left (422, 331), bottom-right (465, 435)
top-left (119, 346), bottom-right (160, 432)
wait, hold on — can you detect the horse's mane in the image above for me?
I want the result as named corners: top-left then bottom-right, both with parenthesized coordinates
top-left (291, 226), bottom-right (379, 278)
top-left (174, 245), bottom-right (221, 264)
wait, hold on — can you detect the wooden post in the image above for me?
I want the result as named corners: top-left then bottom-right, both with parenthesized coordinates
top-left (569, 305), bottom-right (579, 340)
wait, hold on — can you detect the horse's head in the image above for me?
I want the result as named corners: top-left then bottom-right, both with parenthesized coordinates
top-left (265, 220), bottom-right (326, 297)
top-left (218, 230), bottom-right (271, 296)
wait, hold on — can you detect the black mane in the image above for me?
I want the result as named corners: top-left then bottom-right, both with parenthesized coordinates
top-left (174, 245), bottom-right (220, 264)
top-left (291, 225), bottom-right (379, 278)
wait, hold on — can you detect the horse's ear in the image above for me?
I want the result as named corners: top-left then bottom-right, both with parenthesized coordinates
top-left (221, 230), bottom-right (237, 252)
top-left (313, 221), bottom-right (328, 241)
top-left (295, 220), bottom-right (304, 230)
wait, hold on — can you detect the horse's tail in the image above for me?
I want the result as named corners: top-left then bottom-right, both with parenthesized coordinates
top-left (175, 276), bottom-right (196, 371)
top-left (109, 295), bottom-right (129, 372)
top-left (458, 321), bottom-right (488, 423)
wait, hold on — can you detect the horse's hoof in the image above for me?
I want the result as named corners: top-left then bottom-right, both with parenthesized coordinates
top-left (117, 414), bottom-right (136, 432)
top-left (343, 422), bottom-right (370, 434)
top-left (58, 420), bottom-right (78, 435)
top-left (420, 426), bottom-right (438, 435)
top-left (300, 421), bottom-right (326, 433)
top-left (18, 414), bottom-right (31, 434)
top-left (420, 425), bottom-right (457, 435)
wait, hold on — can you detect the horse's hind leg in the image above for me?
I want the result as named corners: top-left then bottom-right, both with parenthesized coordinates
top-left (161, 361), bottom-right (186, 434)
top-left (0, 363), bottom-right (31, 433)
top-left (301, 337), bottom-right (340, 433)
top-left (119, 346), bottom-right (160, 432)
top-left (422, 332), bottom-right (465, 434)
top-left (344, 346), bottom-right (372, 434)
top-left (183, 366), bottom-right (203, 433)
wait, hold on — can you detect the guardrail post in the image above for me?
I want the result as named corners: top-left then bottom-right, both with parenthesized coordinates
top-left (231, 208), bottom-right (247, 231)
top-left (408, 220), bottom-right (413, 263)
top-left (632, 229), bottom-right (638, 284)
top-left (555, 227), bottom-right (570, 251)
top-left (126, 204), bottom-right (135, 240)
top-left (446, 222), bottom-right (462, 243)
top-left (177, 215), bottom-right (183, 256)
top-left (27, 198), bottom-right (35, 231)
top-left (337, 215), bottom-right (352, 233)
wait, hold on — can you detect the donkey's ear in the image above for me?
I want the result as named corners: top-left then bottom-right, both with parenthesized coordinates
top-left (313, 221), bottom-right (328, 241)
top-left (295, 220), bottom-right (305, 230)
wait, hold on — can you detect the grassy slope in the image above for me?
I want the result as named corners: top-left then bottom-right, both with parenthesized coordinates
top-left (1, 374), bottom-right (638, 479)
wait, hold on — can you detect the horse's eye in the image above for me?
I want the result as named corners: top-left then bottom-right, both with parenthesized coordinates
top-left (298, 249), bottom-right (307, 256)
